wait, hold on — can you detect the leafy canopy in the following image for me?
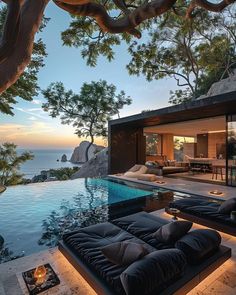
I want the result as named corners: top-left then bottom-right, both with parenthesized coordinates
top-left (0, 143), bottom-right (34, 186)
top-left (0, 8), bottom-right (48, 115)
top-left (61, 1), bottom-right (236, 103)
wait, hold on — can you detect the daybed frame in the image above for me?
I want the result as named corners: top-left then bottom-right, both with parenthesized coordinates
top-left (58, 240), bottom-right (231, 295)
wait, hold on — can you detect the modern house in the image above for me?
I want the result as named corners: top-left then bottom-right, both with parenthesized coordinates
top-left (108, 91), bottom-right (236, 187)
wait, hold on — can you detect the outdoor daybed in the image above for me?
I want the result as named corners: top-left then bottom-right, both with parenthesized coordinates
top-left (123, 165), bottom-right (158, 181)
top-left (58, 212), bottom-right (231, 295)
top-left (166, 197), bottom-right (236, 236)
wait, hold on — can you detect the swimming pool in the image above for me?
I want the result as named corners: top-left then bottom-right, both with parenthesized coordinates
top-left (0, 177), bottom-right (155, 263)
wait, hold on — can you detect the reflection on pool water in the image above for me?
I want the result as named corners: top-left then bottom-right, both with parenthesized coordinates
top-left (0, 177), bottom-right (154, 263)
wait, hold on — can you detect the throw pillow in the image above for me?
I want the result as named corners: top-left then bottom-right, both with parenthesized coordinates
top-left (129, 165), bottom-right (143, 173)
top-left (101, 241), bottom-right (149, 266)
top-left (218, 198), bottom-right (236, 214)
top-left (153, 221), bottom-right (192, 244)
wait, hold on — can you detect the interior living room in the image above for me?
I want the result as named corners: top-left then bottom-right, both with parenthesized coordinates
top-left (144, 116), bottom-right (227, 185)
top-left (108, 91), bottom-right (236, 187)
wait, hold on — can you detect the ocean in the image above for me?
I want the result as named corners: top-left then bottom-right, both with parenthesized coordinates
top-left (17, 148), bottom-right (81, 178)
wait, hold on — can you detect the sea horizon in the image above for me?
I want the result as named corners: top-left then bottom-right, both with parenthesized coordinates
top-left (17, 148), bottom-right (81, 178)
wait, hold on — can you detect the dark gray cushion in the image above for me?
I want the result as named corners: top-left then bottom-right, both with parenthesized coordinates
top-left (120, 249), bottom-right (187, 295)
top-left (175, 229), bottom-right (221, 264)
top-left (218, 198), bottom-right (236, 214)
top-left (153, 221), bottom-right (192, 244)
top-left (101, 241), bottom-right (149, 266)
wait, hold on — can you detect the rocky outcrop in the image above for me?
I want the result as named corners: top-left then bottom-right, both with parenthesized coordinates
top-left (197, 70), bottom-right (236, 100)
top-left (61, 154), bottom-right (67, 162)
top-left (71, 148), bottom-right (108, 179)
top-left (70, 141), bottom-right (105, 163)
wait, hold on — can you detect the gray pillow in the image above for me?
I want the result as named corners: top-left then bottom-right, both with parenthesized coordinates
top-left (218, 198), bottom-right (236, 214)
top-left (153, 221), bottom-right (192, 244)
top-left (101, 241), bottom-right (149, 266)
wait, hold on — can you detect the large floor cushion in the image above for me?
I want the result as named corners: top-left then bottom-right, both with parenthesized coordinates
top-left (112, 212), bottom-right (173, 249)
top-left (169, 198), bottom-right (236, 226)
top-left (62, 221), bottom-right (186, 295)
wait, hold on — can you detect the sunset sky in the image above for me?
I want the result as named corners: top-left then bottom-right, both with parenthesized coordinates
top-left (0, 2), bottom-right (177, 149)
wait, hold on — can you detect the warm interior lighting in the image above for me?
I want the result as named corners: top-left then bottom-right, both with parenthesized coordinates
top-left (209, 190), bottom-right (224, 196)
top-left (34, 265), bottom-right (47, 285)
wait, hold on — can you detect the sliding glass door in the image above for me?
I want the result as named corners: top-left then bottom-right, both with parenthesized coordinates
top-left (227, 114), bottom-right (236, 186)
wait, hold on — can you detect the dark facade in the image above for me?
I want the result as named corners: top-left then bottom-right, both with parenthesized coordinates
top-left (108, 91), bottom-right (236, 186)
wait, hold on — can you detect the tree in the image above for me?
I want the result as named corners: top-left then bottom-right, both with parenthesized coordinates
top-left (127, 5), bottom-right (236, 104)
top-left (0, 0), bottom-right (235, 95)
top-left (0, 7), bottom-right (48, 115)
top-left (0, 143), bottom-right (34, 186)
top-left (42, 80), bottom-right (132, 162)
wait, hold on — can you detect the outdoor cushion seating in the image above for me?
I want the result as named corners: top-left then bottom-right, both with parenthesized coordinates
top-left (137, 174), bottom-right (158, 182)
top-left (59, 211), bottom-right (231, 295)
top-left (124, 165), bottom-right (148, 178)
top-left (166, 197), bottom-right (236, 236)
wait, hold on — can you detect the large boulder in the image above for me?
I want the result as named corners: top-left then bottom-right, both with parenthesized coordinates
top-left (70, 141), bottom-right (105, 163)
top-left (197, 70), bottom-right (236, 100)
top-left (71, 148), bottom-right (108, 179)
top-left (61, 154), bottom-right (67, 162)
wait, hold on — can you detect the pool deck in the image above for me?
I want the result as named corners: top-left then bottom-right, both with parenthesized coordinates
top-left (1, 209), bottom-right (236, 295)
top-left (109, 174), bottom-right (236, 200)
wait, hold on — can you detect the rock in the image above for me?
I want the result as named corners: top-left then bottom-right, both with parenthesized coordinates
top-left (0, 235), bottom-right (4, 249)
top-left (70, 141), bottom-right (105, 163)
top-left (71, 148), bottom-right (108, 179)
top-left (197, 70), bottom-right (236, 100)
top-left (61, 154), bottom-right (67, 162)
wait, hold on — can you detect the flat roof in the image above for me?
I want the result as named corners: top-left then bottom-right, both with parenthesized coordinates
top-left (109, 91), bottom-right (236, 128)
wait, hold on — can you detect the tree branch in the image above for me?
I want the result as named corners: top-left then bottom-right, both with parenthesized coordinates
top-left (186, 0), bottom-right (236, 18)
top-left (0, 0), bottom-right (23, 64)
top-left (53, 0), bottom-right (178, 38)
top-left (0, 0), bottom-right (50, 94)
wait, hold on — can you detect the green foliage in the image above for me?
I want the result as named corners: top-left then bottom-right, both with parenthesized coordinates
top-left (0, 143), bottom-right (34, 186)
top-left (0, 8), bottom-right (48, 115)
top-left (61, 0), bottom-right (152, 67)
top-left (42, 80), bottom-right (131, 161)
top-left (50, 167), bottom-right (79, 180)
top-left (127, 4), bottom-right (236, 103)
top-left (61, 1), bottom-right (236, 104)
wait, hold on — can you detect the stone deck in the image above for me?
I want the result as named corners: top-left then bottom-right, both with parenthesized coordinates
top-left (1, 209), bottom-right (236, 295)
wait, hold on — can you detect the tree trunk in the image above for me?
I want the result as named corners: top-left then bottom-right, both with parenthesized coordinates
top-left (0, 0), bottom-right (50, 94)
top-left (85, 135), bottom-right (94, 163)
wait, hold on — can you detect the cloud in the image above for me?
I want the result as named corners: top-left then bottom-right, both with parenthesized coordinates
top-left (0, 122), bottom-right (55, 141)
top-left (28, 116), bottom-right (37, 121)
top-left (31, 99), bottom-right (41, 105)
top-left (15, 107), bottom-right (46, 120)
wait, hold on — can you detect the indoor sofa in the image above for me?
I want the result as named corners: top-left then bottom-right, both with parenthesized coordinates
top-left (166, 197), bottom-right (236, 236)
top-left (59, 212), bottom-right (231, 295)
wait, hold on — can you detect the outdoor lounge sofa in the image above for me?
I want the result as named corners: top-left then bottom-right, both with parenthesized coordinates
top-left (166, 197), bottom-right (236, 236)
top-left (58, 212), bottom-right (231, 295)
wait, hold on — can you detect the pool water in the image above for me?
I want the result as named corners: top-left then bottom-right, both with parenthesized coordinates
top-left (0, 178), bottom-right (153, 263)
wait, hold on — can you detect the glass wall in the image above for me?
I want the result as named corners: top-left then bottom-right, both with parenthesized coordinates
top-left (227, 114), bottom-right (236, 186)
top-left (144, 133), bottom-right (161, 156)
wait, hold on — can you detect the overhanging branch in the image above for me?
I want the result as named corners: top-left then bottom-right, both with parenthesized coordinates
top-left (53, 0), bottom-right (178, 38)
top-left (186, 0), bottom-right (236, 18)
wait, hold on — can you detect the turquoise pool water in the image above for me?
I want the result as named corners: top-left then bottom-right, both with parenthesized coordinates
top-left (0, 178), bottom-right (152, 263)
